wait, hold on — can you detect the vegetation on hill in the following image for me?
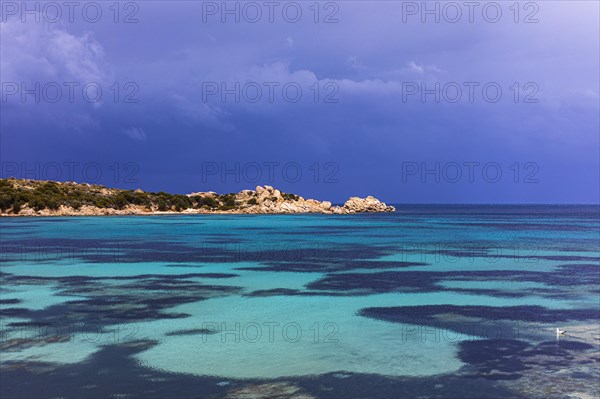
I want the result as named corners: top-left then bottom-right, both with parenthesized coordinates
top-left (0, 179), bottom-right (251, 214)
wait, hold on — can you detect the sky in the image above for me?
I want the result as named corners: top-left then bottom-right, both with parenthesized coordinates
top-left (1, 0), bottom-right (599, 203)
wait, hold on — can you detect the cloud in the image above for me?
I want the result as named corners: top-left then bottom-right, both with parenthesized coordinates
top-left (122, 127), bottom-right (147, 141)
top-left (0, 17), bottom-right (109, 84)
top-left (403, 61), bottom-right (444, 76)
top-left (0, 16), bottom-right (113, 132)
top-left (170, 93), bottom-right (234, 132)
top-left (347, 56), bottom-right (368, 70)
top-left (407, 61), bottom-right (425, 75)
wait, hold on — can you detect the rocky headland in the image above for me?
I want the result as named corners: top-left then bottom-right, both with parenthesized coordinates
top-left (0, 179), bottom-right (395, 216)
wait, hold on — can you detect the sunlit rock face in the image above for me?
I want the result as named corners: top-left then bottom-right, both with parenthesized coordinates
top-left (342, 196), bottom-right (396, 213)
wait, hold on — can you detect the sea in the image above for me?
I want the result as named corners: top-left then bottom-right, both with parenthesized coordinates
top-left (1, 205), bottom-right (599, 398)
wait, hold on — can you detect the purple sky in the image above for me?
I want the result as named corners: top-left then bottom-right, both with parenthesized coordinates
top-left (1, 1), bottom-right (599, 203)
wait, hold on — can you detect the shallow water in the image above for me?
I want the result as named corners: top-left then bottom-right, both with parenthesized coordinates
top-left (1, 205), bottom-right (599, 398)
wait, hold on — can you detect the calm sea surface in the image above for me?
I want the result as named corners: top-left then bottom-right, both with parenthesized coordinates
top-left (1, 205), bottom-right (599, 398)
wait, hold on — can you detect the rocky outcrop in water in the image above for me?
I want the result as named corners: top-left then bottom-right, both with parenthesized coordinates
top-left (190, 185), bottom-right (395, 214)
top-left (342, 196), bottom-right (396, 213)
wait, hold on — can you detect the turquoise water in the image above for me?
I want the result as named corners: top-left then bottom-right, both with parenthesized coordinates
top-left (1, 205), bottom-right (599, 398)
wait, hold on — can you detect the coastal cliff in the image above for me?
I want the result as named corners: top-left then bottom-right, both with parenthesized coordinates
top-left (0, 179), bottom-right (395, 216)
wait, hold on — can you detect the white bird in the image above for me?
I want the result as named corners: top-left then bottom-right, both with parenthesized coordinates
top-left (556, 328), bottom-right (566, 336)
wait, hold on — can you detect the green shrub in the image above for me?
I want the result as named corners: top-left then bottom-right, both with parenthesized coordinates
top-left (95, 197), bottom-right (114, 209)
top-left (219, 194), bottom-right (237, 207)
top-left (0, 180), bottom-right (12, 190)
top-left (195, 196), bottom-right (218, 208)
top-left (282, 193), bottom-right (299, 201)
top-left (0, 194), bottom-right (13, 211)
top-left (112, 193), bottom-right (128, 209)
top-left (156, 192), bottom-right (174, 200)
top-left (132, 192), bottom-right (151, 206)
top-left (172, 195), bottom-right (192, 212)
top-left (29, 196), bottom-right (46, 211)
top-left (157, 199), bottom-right (168, 211)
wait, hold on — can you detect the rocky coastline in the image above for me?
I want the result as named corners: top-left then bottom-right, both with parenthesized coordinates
top-left (0, 179), bottom-right (395, 216)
